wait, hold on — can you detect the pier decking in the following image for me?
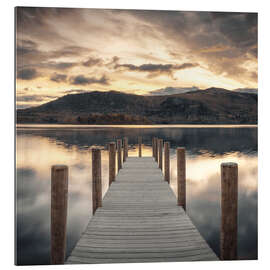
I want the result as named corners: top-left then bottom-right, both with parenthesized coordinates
top-left (66, 157), bottom-right (218, 264)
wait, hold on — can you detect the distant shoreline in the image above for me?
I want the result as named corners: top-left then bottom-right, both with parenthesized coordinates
top-left (16, 123), bottom-right (258, 129)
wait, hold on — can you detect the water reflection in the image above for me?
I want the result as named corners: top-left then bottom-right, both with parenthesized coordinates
top-left (17, 126), bottom-right (257, 155)
top-left (16, 126), bottom-right (257, 265)
top-left (169, 151), bottom-right (258, 259)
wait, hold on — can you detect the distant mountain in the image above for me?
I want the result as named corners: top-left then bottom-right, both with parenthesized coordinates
top-left (233, 88), bottom-right (258, 94)
top-left (149, 86), bottom-right (258, 96)
top-left (149, 86), bottom-right (199, 96)
top-left (17, 88), bottom-right (257, 124)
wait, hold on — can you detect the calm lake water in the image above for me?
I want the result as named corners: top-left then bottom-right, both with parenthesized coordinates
top-left (16, 125), bottom-right (258, 265)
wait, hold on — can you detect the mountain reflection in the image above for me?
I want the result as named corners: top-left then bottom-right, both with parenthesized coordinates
top-left (16, 126), bottom-right (257, 264)
top-left (17, 126), bottom-right (257, 155)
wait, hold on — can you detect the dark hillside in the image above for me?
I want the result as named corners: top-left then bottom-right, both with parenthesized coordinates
top-left (17, 88), bottom-right (257, 124)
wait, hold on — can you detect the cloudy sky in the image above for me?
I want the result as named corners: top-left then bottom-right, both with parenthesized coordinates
top-left (16, 7), bottom-right (257, 108)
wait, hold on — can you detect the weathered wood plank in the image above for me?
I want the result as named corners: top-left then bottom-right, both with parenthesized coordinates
top-left (66, 157), bottom-right (218, 264)
top-left (72, 247), bottom-right (215, 257)
top-left (67, 252), bottom-right (217, 264)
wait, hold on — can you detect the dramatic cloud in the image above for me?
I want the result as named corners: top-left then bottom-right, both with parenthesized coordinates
top-left (50, 73), bottom-right (67, 83)
top-left (41, 61), bottom-right (77, 70)
top-left (70, 75), bottom-right (110, 85)
top-left (82, 57), bottom-right (103, 67)
top-left (115, 10), bottom-right (257, 83)
top-left (16, 7), bottom-right (73, 44)
top-left (16, 38), bottom-right (91, 70)
top-left (49, 46), bottom-right (91, 58)
top-left (16, 7), bottom-right (258, 108)
top-left (62, 89), bottom-right (87, 94)
top-left (106, 56), bottom-right (120, 68)
top-left (17, 39), bottom-right (39, 56)
top-left (17, 68), bottom-right (40, 80)
top-left (115, 62), bottom-right (199, 77)
top-left (16, 94), bottom-right (55, 102)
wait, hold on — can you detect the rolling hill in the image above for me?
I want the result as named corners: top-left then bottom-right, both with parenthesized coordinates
top-left (16, 88), bottom-right (257, 124)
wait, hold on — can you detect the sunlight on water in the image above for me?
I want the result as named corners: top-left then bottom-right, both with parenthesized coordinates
top-left (16, 125), bottom-right (257, 264)
top-left (170, 151), bottom-right (258, 192)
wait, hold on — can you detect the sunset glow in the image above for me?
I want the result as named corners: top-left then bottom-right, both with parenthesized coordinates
top-left (16, 8), bottom-right (258, 108)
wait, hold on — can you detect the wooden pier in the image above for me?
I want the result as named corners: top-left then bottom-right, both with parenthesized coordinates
top-left (66, 157), bottom-right (218, 264)
top-left (51, 137), bottom-right (238, 264)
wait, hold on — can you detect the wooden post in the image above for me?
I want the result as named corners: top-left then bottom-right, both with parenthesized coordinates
top-left (138, 136), bottom-right (142, 157)
top-left (117, 139), bottom-right (122, 172)
top-left (164, 141), bottom-right (170, 183)
top-left (109, 142), bottom-right (116, 185)
top-left (51, 165), bottom-right (68, 264)
top-left (177, 147), bottom-right (186, 211)
top-left (154, 138), bottom-right (158, 162)
top-left (123, 137), bottom-right (128, 162)
top-left (92, 148), bottom-right (102, 215)
top-left (158, 139), bottom-right (163, 170)
top-left (220, 162), bottom-right (238, 260)
top-left (152, 137), bottom-right (155, 157)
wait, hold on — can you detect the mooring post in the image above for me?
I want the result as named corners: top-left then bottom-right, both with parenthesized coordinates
top-left (109, 142), bottom-right (116, 185)
top-left (177, 147), bottom-right (186, 210)
top-left (123, 137), bottom-right (128, 162)
top-left (51, 165), bottom-right (68, 264)
top-left (154, 137), bottom-right (158, 162)
top-left (220, 162), bottom-right (238, 260)
top-left (154, 138), bottom-right (158, 162)
top-left (164, 141), bottom-right (170, 183)
top-left (152, 137), bottom-right (155, 157)
top-left (158, 139), bottom-right (163, 170)
top-left (138, 136), bottom-right (142, 157)
top-left (117, 139), bottom-right (122, 172)
top-left (92, 148), bottom-right (102, 215)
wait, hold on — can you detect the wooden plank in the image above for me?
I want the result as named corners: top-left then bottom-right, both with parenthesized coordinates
top-left (75, 239), bottom-right (208, 248)
top-left (67, 255), bottom-right (217, 264)
top-left (66, 157), bottom-right (218, 264)
top-left (71, 247), bottom-right (215, 257)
